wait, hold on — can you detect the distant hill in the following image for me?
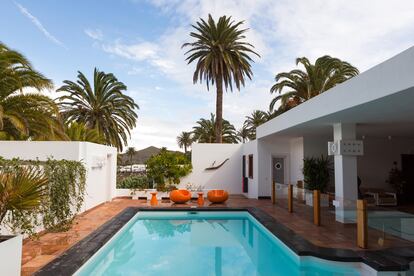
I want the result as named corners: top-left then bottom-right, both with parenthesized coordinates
top-left (119, 146), bottom-right (182, 165)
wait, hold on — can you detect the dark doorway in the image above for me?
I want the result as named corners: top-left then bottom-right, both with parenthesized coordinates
top-left (242, 155), bottom-right (248, 193)
top-left (401, 154), bottom-right (414, 204)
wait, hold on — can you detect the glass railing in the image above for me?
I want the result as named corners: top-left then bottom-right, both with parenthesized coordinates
top-left (271, 182), bottom-right (414, 249)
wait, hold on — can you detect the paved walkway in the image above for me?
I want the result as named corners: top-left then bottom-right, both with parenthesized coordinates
top-left (21, 196), bottom-right (412, 275)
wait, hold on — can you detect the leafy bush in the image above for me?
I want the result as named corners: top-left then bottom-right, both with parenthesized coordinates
top-left (117, 175), bottom-right (150, 190)
top-left (42, 159), bottom-right (86, 231)
top-left (0, 157), bottom-right (86, 235)
top-left (303, 155), bottom-right (332, 192)
top-left (386, 162), bottom-right (405, 194)
top-left (146, 149), bottom-right (192, 192)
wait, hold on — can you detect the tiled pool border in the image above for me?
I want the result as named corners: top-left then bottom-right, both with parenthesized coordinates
top-left (35, 207), bottom-right (414, 275)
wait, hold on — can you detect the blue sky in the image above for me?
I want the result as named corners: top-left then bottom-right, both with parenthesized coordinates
top-left (2, 0), bottom-right (414, 151)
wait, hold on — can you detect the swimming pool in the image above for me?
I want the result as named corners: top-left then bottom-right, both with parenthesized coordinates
top-left (74, 211), bottom-right (365, 275)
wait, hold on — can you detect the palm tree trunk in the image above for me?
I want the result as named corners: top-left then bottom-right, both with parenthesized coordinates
top-left (184, 145), bottom-right (187, 154)
top-left (215, 75), bottom-right (223, 143)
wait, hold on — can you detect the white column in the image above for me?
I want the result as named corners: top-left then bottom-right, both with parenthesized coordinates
top-left (333, 123), bottom-right (358, 223)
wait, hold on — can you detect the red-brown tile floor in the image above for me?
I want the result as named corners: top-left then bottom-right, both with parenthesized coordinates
top-left (21, 195), bottom-right (413, 275)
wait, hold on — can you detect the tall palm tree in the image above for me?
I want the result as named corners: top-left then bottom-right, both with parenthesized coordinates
top-left (192, 113), bottom-right (239, 144)
top-left (237, 125), bottom-right (251, 143)
top-left (243, 110), bottom-right (269, 139)
top-left (177, 131), bottom-right (193, 153)
top-left (0, 42), bottom-right (64, 140)
top-left (65, 122), bottom-right (103, 144)
top-left (183, 14), bottom-right (259, 143)
top-left (125, 147), bottom-right (136, 171)
top-left (269, 55), bottom-right (359, 112)
top-left (57, 68), bottom-right (139, 151)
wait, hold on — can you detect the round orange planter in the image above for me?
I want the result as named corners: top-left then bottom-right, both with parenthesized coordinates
top-left (207, 190), bottom-right (229, 203)
top-left (170, 189), bottom-right (191, 204)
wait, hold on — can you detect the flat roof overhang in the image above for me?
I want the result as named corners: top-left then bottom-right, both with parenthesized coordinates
top-left (257, 46), bottom-right (414, 140)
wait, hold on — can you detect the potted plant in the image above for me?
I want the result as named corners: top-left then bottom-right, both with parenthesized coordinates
top-left (303, 155), bottom-right (332, 207)
top-left (386, 161), bottom-right (405, 204)
top-left (117, 175), bottom-right (151, 199)
top-left (0, 167), bottom-right (48, 276)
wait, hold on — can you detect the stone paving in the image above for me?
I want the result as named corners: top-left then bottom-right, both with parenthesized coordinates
top-left (21, 195), bottom-right (412, 275)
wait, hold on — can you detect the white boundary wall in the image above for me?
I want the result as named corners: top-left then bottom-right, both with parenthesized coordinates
top-left (180, 143), bottom-right (243, 195)
top-left (0, 141), bottom-right (117, 213)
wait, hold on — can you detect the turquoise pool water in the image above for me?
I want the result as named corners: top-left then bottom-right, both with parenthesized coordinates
top-left (75, 211), bottom-right (362, 276)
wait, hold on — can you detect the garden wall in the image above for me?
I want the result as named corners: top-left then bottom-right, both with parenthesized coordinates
top-left (180, 143), bottom-right (243, 195)
top-left (0, 141), bottom-right (117, 213)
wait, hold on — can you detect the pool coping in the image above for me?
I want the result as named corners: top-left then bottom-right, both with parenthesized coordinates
top-left (34, 206), bottom-right (414, 275)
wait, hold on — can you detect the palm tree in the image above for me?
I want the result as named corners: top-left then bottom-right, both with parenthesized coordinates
top-left (65, 122), bottom-right (103, 144)
top-left (183, 14), bottom-right (259, 143)
top-left (0, 167), bottom-right (48, 229)
top-left (0, 42), bottom-right (65, 140)
top-left (243, 110), bottom-right (269, 139)
top-left (269, 55), bottom-right (359, 112)
top-left (177, 131), bottom-right (193, 153)
top-left (57, 68), bottom-right (139, 151)
top-left (192, 113), bottom-right (239, 144)
top-left (125, 147), bottom-right (136, 171)
top-left (237, 125), bottom-right (251, 143)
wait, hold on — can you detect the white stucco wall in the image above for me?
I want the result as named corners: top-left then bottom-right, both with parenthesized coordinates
top-left (180, 143), bottom-right (243, 194)
top-left (289, 137), bottom-right (304, 185)
top-left (78, 142), bottom-right (117, 211)
top-left (242, 140), bottom-right (259, 199)
top-left (257, 138), bottom-right (291, 197)
top-left (0, 141), bottom-right (117, 213)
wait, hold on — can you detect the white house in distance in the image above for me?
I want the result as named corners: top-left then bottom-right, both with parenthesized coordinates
top-left (185, 46), bottom-right (414, 222)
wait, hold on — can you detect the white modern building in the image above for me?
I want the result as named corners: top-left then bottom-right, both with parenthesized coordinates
top-left (184, 46), bottom-right (414, 222)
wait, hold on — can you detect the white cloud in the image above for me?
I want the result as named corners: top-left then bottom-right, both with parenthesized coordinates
top-left (265, 0), bottom-right (414, 71)
top-left (84, 28), bottom-right (103, 40)
top-left (127, 67), bottom-right (143, 75)
top-left (103, 41), bottom-right (159, 61)
top-left (15, 2), bottom-right (66, 49)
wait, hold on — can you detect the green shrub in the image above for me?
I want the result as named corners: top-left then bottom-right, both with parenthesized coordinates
top-left (117, 175), bottom-right (150, 190)
top-left (303, 155), bottom-right (332, 192)
top-left (0, 157), bottom-right (86, 235)
top-left (146, 148), bottom-right (192, 191)
top-left (386, 162), bottom-right (405, 194)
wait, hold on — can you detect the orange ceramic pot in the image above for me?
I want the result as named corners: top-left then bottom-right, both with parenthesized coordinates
top-left (150, 192), bottom-right (158, 206)
top-left (170, 189), bottom-right (191, 204)
top-left (207, 190), bottom-right (229, 203)
top-left (197, 192), bottom-right (204, 206)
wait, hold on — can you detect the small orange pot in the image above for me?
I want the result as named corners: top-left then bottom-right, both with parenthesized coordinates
top-left (197, 192), bottom-right (204, 206)
top-left (150, 192), bottom-right (158, 206)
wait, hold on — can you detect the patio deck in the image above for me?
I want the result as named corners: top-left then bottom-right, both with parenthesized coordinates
top-left (22, 195), bottom-right (412, 275)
